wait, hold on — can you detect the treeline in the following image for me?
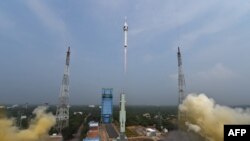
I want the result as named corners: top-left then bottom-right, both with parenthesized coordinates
top-left (4, 105), bottom-right (178, 140)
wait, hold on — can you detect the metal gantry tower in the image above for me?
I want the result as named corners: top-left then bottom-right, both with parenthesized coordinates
top-left (56, 47), bottom-right (70, 133)
top-left (177, 47), bottom-right (185, 125)
top-left (101, 88), bottom-right (113, 124)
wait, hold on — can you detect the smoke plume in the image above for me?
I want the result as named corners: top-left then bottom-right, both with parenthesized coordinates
top-left (0, 106), bottom-right (56, 141)
top-left (185, 121), bottom-right (200, 133)
top-left (179, 93), bottom-right (250, 141)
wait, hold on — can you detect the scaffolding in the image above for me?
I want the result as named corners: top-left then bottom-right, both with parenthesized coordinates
top-left (101, 88), bottom-right (113, 124)
top-left (56, 47), bottom-right (70, 133)
top-left (177, 47), bottom-right (186, 128)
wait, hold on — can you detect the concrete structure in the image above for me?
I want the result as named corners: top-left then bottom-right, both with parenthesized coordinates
top-left (101, 88), bottom-right (113, 124)
top-left (146, 128), bottom-right (156, 137)
top-left (48, 134), bottom-right (63, 141)
top-left (83, 121), bottom-right (100, 141)
top-left (142, 113), bottom-right (151, 119)
top-left (105, 124), bottom-right (119, 139)
top-left (56, 47), bottom-right (70, 133)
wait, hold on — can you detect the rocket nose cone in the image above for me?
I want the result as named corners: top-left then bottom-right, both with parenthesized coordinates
top-left (124, 16), bottom-right (128, 26)
top-left (124, 22), bottom-right (128, 27)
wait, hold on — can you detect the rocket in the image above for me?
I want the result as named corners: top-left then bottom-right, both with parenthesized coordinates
top-left (123, 19), bottom-right (128, 74)
top-left (123, 19), bottom-right (128, 47)
top-left (119, 93), bottom-right (126, 133)
top-left (117, 19), bottom-right (128, 141)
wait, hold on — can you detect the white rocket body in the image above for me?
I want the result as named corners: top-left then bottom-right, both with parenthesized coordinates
top-left (119, 93), bottom-right (126, 133)
top-left (123, 21), bottom-right (128, 47)
top-left (123, 21), bottom-right (128, 73)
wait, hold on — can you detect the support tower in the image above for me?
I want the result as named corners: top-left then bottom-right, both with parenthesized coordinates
top-left (101, 88), bottom-right (113, 124)
top-left (56, 47), bottom-right (70, 133)
top-left (177, 47), bottom-right (185, 126)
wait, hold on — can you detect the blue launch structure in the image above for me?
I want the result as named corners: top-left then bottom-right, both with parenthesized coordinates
top-left (101, 88), bottom-right (113, 123)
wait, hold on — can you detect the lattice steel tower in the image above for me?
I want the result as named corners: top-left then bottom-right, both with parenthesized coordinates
top-left (177, 47), bottom-right (185, 124)
top-left (56, 47), bottom-right (70, 133)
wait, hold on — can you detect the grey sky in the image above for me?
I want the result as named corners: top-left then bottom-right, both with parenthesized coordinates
top-left (0, 0), bottom-right (250, 105)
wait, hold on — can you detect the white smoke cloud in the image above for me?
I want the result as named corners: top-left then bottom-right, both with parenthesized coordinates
top-left (0, 106), bottom-right (56, 141)
top-left (25, 0), bottom-right (67, 36)
top-left (179, 93), bottom-right (250, 141)
top-left (185, 122), bottom-right (200, 133)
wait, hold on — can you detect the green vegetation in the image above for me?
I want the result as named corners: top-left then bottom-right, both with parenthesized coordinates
top-left (4, 104), bottom-right (178, 140)
top-left (113, 105), bottom-right (178, 131)
top-left (62, 113), bottom-right (85, 140)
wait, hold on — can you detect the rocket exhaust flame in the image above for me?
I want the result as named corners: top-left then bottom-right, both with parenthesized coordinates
top-left (179, 93), bottom-right (250, 141)
top-left (0, 106), bottom-right (56, 141)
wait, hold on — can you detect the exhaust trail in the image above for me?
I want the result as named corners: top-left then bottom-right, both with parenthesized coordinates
top-left (179, 93), bottom-right (250, 141)
top-left (0, 106), bottom-right (56, 141)
top-left (124, 47), bottom-right (127, 74)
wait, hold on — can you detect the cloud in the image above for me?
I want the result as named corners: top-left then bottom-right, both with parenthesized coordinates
top-left (179, 1), bottom-right (250, 49)
top-left (0, 106), bottom-right (55, 141)
top-left (169, 73), bottom-right (178, 81)
top-left (124, 0), bottom-right (250, 52)
top-left (185, 122), bottom-right (201, 133)
top-left (180, 93), bottom-right (250, 141)
top-left (95, 0), bottom-right (124, 11)
top-left (196, 63), bottom-right (236, 81)
top-left (25, 0), bottom-right (67, 36)
top-left (176, 63), bottom-right (237, 93)
top-left (130, 1), bottom-right (216, 36)
top-left (0, 12), bottom-right (15, 29)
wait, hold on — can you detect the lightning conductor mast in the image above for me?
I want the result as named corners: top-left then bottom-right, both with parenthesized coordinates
top-left (177, 47), bottom-right (185, 105)
top-left (56, 47), bottom-right (70, 133)
top-left (177, 47), bottom-right (186, 128)
top-left (66, 47), bottom-right (70, 66)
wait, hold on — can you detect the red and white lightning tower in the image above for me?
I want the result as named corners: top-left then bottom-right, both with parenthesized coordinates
top-left (56, 47), bottom-right (70, 133)
top-left (177, 47), bottom-right (185, 125)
